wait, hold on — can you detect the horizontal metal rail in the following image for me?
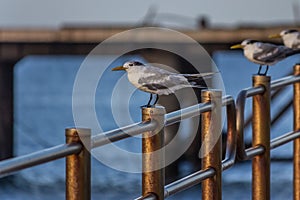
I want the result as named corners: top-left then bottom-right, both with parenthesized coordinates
top-left (0, 143), bottom-right (82, 178)
top-left (135, 193), bottom-right (157, 200)
top-left (0, 100), bottom-right (215, 178)
top-left (91, 121), bottom-right (157, 148)
top-left (165, 102), bottom-right (212, 126)
top-left (243, 129), bottom-right (300, 158)
top-left (271, 75), bottom-right (300, 90)
top-left (164, 168), bottom-right (216, 198)
top-left (245, 145), bottom-right (265, 158)
top-left (271, 130), bottom-right (300, 149)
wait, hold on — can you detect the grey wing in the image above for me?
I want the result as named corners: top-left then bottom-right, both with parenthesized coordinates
top-left (142, 75), bottom-right (189, 95)
top-left (253, 44), bottom-right (289, 64)
top-left (138, 69), bottom-right (189, 94)
top-left (181, 72), bottom-right (218, 81)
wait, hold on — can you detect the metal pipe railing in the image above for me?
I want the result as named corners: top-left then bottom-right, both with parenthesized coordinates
top-left (252, 75), bottom-right (271, 200)
top-left (236, 86), bottom-right (265, 161)
top-left (142, 106), bottom-right (166, 200)
top-left (221, 95), bottom-right (237, 171)
top-left (164, 168), bottom-right (216, 198)
top-left (271, 74), bottom-right (300, 90)
top-left (239, 72), bottom-right (299, 132)
top-left (65, 128), bottom-right (91, 200)
top-left (236, 73), bottom-right (300, 161)
top-left (0, 64), bottom-right (299, 200)
top-left (201, 90), bottom-right (222, 200)
top-left (91, 121), bottom-right (157, 148)
top-left (165, 102), bottom-right (212, 126)
top-left (245, 145), bottom-right (265, 158)
top-left (293, 64), bottom-right (300, 200)
top-left (137, 95), bottom-right (237, 200)
top-left (0, 143), bottom-right (82, 178)
top-left (271, 130), bottom-right (300, 149)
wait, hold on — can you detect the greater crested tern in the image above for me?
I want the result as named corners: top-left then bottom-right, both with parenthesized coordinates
top-left (112, 61), bottom-right (216, 107)
top-left (269, 29), bottom-right (300, 49)
top-left (231, 39), bottom-right (300, 75)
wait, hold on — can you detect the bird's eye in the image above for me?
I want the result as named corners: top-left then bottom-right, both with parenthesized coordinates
top-left (129, 63), bottom-right (133, 66)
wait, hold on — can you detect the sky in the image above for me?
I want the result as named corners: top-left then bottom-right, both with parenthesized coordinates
top-left (0, 0), bottom-right (298, 28)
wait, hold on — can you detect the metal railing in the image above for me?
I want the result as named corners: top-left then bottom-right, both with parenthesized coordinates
top-left (0, 64), bottom-right (300, 200)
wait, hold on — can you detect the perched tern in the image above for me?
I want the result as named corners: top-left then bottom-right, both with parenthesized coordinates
top-left (112, 61), bottom-right (216, 107)
top-left (269, 29), bottom-right (300, 49)
top-left (231, 39), bottom-right (300, 75)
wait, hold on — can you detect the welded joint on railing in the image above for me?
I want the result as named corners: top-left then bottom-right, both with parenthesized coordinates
top-left (245, 145), bottom-right (265, 159)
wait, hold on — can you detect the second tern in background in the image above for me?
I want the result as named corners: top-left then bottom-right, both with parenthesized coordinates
top-left (269, 29), bottom-right (300, 49)
top-left (231, 39), bottom-right (300, 75)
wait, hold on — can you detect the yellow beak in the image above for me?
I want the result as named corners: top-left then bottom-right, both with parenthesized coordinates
top-left (112, 66), bottom-right (126, 71)
top-left (230, 44), bottom-right (244, 49)
top-left (268, 33), bottom-right (281, 39)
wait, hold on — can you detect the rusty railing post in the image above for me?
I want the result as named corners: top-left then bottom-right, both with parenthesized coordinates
top-left (142, 106), bottom-right (166, 200)
top-left (65, 128), bottom-right (91, 200)
top-left (252, 75), bottom-right (270, 200)
top-left (294, 64), bottom-right (300, 200)
top-left (201, 89), bottom-right (222, 200)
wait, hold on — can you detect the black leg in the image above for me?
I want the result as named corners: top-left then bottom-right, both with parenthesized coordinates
top-left (263, 65), bottom-right (269, 75)
top-left (257, 65), bottom-right (262, 75)
top-left (146, 94), bottom-right (153, 107)
top-left (153, 94), bottom-right (159, 105)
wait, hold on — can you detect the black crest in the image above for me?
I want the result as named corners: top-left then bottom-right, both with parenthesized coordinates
top-left (286, 29), bottom-right (299, 34)
top-left (133, 61), bottom-right (144, 66)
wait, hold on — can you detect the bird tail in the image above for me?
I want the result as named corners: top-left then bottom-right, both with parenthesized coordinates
top-left (183, 71), bottom-right (219, 88)
top-left (285, 48), bottom-right (300, 57)
top-left (182, 71), bottom-right (219, 81)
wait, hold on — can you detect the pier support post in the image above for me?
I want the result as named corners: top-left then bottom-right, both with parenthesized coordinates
top-left (65, 128), bottom-right (91, 200)
top-left (252, 75), bottom-right (270, 200)
top-left (142, 106), bottom-right (166, 200)
top-left (294, 64), bottom-right (300, 200)
top-left (201, 89), bottom-right (222, 200)
top-left (0, 61), bottom-right (14, 160)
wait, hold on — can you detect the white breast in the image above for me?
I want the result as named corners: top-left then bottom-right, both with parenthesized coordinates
top-left (282, 33), bottom-right (300, 49)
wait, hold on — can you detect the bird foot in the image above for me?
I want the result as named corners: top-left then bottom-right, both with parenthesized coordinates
top-left (140, 104), bottom-right (157, 108)
top-left (256, 73), bottom-right (268, 76)
top-left (141, 104), bottom-right (153, 108)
